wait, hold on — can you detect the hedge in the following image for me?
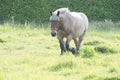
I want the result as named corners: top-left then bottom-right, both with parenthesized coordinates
top-left (0, 0), bottom-right (120, 23)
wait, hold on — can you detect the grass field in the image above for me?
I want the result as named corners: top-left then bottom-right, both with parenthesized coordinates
top-left (0, 21), bottom-right (120, 80)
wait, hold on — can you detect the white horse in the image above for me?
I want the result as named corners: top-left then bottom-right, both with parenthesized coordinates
top-left (50, 8), bottom-right (89, 55)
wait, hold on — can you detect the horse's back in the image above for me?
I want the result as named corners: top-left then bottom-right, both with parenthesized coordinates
top-left (71, 12), bottom-right (88, 29)
top-left (68, 12), bottom-right (88, 37)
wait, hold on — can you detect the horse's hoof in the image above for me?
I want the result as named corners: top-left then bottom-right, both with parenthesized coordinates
top-left (71, 48), bottom-right (76, 54)
top-left (60, 53), bottom-right (64, 55)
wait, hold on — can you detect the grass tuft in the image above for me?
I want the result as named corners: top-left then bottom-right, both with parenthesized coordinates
top-left (84, 74), bottom-right (98, 80)
top-left (94, 46), bottom-right (116, 54)
top-left (104, 77), bottom-right (120, 80)
top-left (50, 60), bottom-right (75, 71)
top-left (0, 38), bottom-right (5, 43)
top-left (81, 47), bottom-right (98, 58)
top-left (84, 40), bottom-right (102, 46)
top-left (108, 67), bottom-right (117, 73)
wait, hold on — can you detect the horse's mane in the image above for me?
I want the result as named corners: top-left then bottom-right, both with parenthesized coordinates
top-left (50, 8), bottom-right (70, 21)
top-left (54, 8), bottom-right (70, 15)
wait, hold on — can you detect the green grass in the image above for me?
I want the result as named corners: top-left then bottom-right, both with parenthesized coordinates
top-left (0, 21), bottom-right (120, 80)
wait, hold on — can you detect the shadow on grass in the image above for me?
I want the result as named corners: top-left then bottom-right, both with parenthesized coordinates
top-left (0, 38), bottom-right (6, 43)
top-left (94, 46), bottom-right (116, 54)
top-left (83, 40), bottom-right (102, 46)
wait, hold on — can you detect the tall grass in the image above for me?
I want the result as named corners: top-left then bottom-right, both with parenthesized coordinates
top-left (0, 21), bottom-right (120, 80)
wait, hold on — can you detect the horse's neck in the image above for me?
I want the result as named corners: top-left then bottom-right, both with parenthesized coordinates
top-left (62, 13), bottom-right (73, 26)
top-left (58, 13), bottom-right (73, 34)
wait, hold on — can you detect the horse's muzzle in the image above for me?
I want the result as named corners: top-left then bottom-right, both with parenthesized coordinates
top-left (51, 32), bottom-right (56, 37)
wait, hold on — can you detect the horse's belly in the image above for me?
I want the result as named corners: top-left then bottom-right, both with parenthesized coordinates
top-left (72, 26), bottom-right (85, 38)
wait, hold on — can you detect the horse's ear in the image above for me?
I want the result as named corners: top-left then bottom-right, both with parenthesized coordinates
top-left (50, 12), bottom-right (52, 16)
top-left (57, 11), bottom-right (60, 16)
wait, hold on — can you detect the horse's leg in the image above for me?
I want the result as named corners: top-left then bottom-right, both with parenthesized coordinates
top-left (66, 34), bottom-right (76, 54)
top-left (57, 35), bottom-right (66, 55)
top-left (78, 31), bottom-right (86, 50)
top-left (73, 38), bottom-right (78, 50)
top-left (78, 37), bottom-right (83, 50)
top-left (59, 39), bottom-right (66, 55)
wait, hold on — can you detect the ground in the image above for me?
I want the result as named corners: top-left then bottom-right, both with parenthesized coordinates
top-left (0, 21), bottom-right (120, 80)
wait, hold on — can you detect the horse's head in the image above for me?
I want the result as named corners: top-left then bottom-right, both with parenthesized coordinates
top-left (50, 11), bottom-right (61, 37)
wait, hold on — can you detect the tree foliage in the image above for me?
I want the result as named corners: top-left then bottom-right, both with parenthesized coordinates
top-left (0, 0), bottom-right (120, 23)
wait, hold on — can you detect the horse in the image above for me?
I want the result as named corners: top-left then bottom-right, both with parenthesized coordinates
top-left (49, 8), bottom-right (89, 55)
